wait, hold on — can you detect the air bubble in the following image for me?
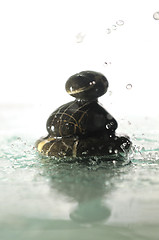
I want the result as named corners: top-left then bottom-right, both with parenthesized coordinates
top-left (153, 12), bottom-right (159, 20)
top-left (126, 84), bottom-right (132, 90)
top-left (116, 20), bottom-right (124, 26)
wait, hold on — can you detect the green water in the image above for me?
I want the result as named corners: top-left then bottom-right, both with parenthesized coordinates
top-left (0, 106), bottom-right (159, 240)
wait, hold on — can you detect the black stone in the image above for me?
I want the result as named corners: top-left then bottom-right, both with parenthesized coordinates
top-left (46, 100), bottom-right (117, 138)
top-left (36, 70), bottom-right (132, 160)
top-left (65, 71), bottom-right (108, 101)
top-left (36, 134), bottom-right (131, 158)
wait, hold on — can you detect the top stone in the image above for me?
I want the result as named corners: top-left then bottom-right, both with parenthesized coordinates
top-left (65, 71), bottom-right (108, 101)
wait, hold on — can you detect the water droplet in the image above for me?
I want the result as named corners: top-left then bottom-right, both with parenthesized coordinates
top-left (82, 151), bottom-right (87, 155)
top-left (108, 91), bottom-right (112, 96)
top-left (109, 149), bottom-right (112, 154)
top-left (90, 81), bottom-right (96, 85)
top-left (121, 143), bottom-right (127, 152)
top-left (114, 149), bottom-right (118, 154)
top-left (106, 28), bottom-right (111, 34)
top-left (153, 12), bottom-right (159, 20)
top-left (113, 160), bottom-right (117, 165)
top-left (75, 32), bottom-right (85, 43)
top-left (116, 20), bottom-right (124, 26)
top-left (106, 124), bottom-right (111, 129)
top-left (128, 121), bottom-right (131, 125)
top-left (104, 61), bottom-right (112, 67)
top-left (126, 84), bottom-right (132, 90)
top-left (112, 25), bottom-right (117, 30)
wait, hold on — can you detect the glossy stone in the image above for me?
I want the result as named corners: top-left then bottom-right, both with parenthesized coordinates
top-left (65, 71), bottom-right (108, 100)
top-left (36, 70), bottom-right (132, 160)
top-left (36, 134), bottom-right (131, 158)
top-left (46, 100), bottom-right (117, 138)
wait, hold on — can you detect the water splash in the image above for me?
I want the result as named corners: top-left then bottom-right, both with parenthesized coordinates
top-left (1, 133), bottom-right (159, 170)
top-left (106, 20), bottom-right (124, 34)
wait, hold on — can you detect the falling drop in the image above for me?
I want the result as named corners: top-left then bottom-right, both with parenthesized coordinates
top-left (153, 12), bottom-right (159, 20)
top-left (116, 20), bottom-right (124, 26)
top-left (108, 91), bottom-right (112, 96)
top-left (106, 28), bottom-right (111, 34)
top-left (112, 25), bottom-right (117, 30)
top-left (126, 84), bottom-right (132, 90)
top-left (75, 32), bottom-right (85, 43)
top-left (104, 61), bottom-right (111, 67)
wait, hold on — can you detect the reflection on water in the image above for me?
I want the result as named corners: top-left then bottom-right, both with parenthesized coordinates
top-left (40, 157), bottom-right (126, 224)
top-left (0, 134), bottom-right (159, 239)
top-left (0, 106), bottom-right (159, 239)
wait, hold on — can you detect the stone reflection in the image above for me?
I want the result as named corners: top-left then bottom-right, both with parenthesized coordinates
top-left (40, 158), bottom-right (125, 224)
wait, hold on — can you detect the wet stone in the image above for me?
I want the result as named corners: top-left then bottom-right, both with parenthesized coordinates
top-left (46, 100), bottom-right (117, 138)
top-left (36, 70), bottom-right (132, 160)
top-left (65, 71), bottom-right (108, 101)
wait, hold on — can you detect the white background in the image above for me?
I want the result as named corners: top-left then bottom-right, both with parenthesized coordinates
top-left (0, 0), bottom-right (159, 119)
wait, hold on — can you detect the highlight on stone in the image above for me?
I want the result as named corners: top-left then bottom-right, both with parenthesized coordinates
top-left (36, 71), bottom-right (131, 159)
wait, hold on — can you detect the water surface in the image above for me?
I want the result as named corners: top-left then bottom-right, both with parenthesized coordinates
top-left (0, 106), bottom-right (159, 240)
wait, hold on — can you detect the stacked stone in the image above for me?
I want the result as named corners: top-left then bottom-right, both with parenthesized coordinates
top-left (36, 71), bottom-right (131, 159)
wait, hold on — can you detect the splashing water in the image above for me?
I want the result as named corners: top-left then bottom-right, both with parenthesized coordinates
top-left (106, 20), bottom-right (124, 34)
top-left (1, 106), bottom-right (159, 240)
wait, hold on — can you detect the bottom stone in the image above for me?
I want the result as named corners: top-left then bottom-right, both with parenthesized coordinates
top-left (36, 134), bottom-right (132, 160)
